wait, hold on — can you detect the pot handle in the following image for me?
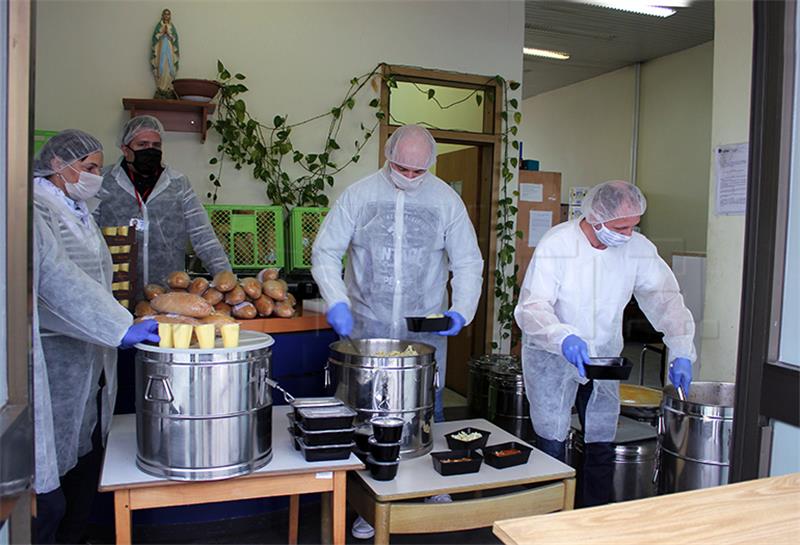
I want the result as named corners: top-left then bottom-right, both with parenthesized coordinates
top-left (653, 413), bottom-right (665, 485)
top-left (372, 368), bottom-right (391, 411)
top-left (144, 375), bottom-right (174, 403)
top-left (433, 363), bottom-right (440, 390)
top-left (324, 362), bottom-right (331, 389)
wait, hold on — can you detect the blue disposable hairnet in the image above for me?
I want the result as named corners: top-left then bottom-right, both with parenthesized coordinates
top-left (118, 115), bottom-right (164, 147)
top-left (582, 180), bottom-right (647, 224)
top-left (33, 129), bottom-right (103, 178)
top-left (384, 125), bottom-right (436, 170)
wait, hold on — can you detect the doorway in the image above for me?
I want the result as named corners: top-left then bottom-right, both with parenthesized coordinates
top-left (378, 64), bottom-right (504, 397)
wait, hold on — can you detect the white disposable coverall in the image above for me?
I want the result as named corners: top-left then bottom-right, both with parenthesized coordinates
top-left (93, 163), bottom-right (230, 301)
top-left (33, 179), bottom-right (132, 483)
top-left (312, 167), bottom-right (483, 397)
top-left (514, 219), bottom-right (695, 443)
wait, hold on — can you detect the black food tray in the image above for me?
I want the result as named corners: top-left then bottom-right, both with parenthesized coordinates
top-left (296, 438), bottom-right (355, 462)
top-left (444, 427), bottom-right (491, 451)
top-left (297, 423), bottom-right (355, 447)
top-left (584, 357), bottom-right (633, 381)
top-left (406, 316), bottom-right (452, 332)
top-left (296, 405), bottom-right (357, 431)
top-left (481, 441), bottom-right (533, 469)
top-left (287, 428), bottom-right (300, 451)
top-left (430, 449), bottom-right (483, 476)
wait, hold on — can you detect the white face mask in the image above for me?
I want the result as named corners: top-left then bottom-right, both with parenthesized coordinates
top-left (594, 223), bottom-right (632, 247)
top-left (389, 168), bottom-right (426, 191)
top-left (63, 169), bottom-right (103, 202)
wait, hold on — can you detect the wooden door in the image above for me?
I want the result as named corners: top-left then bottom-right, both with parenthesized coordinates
top-left (436, 146), bottom-right (481, 396)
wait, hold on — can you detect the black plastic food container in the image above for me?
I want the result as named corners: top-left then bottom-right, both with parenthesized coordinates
top-left (354, 426), bottom-right (372, 452)
top-left (296, 405), bottom-right (357, 431)
top-left (405, 316), bottom-right (452, 332)
top-left (584, 357), bottom-right (633, 381)
top-left (444, 427), bottom-right (491, 451)
top-left (366, 455), bottom-right (400, 481)
top-left (287, 413), bottom-right (301, 438)
top-left (370, 416), bottom-right (404, 443)
top-left (430, 449), bottom-right (483, 476)
top-left (296, 438), bottom-right (355, 462)
top-left (288, 427), bottom-right (300, 451)
top-left (481, 441), bottom-right (533, 469)
top-left (368, 436), bottom-right (401, 462)
top-left (297, 423), bottom-right (355, 447)
top-left (352, 446), bottom-right (369, 463)
top-left (290, 397), bottom-right (344, 421)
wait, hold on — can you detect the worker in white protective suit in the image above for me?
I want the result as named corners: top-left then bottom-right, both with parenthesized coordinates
top-left (31, 130), bottom-right (159, 544)
top-left (93, 115), bottom-right (231, 302)
top-left (312, 125), bottom-right (483, 539)
top-left (514, 180), bottom-right (695, 508)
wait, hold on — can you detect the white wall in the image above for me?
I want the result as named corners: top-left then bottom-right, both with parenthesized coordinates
top-left (637, 42), bottom-right (714, 260)
top-left (519, 66), bottom-right (635, 202)
top-left (698, 0), bottom-right (752, 381)
top-left (34, 0), bottom-right (524, 207)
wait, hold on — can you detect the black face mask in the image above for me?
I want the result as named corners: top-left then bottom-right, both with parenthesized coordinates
top-left (128, 148), bottom-right (162, 176)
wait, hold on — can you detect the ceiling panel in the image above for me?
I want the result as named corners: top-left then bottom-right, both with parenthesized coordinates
top-left (523, 0), bottom-right (714, 98)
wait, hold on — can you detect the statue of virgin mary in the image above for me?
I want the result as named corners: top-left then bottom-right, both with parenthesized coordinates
top-left (151, 8), bottom-right (180, 98)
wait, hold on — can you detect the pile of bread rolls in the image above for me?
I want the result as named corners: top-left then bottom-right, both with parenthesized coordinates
top-left (133, 269), bottom-right (297, 332)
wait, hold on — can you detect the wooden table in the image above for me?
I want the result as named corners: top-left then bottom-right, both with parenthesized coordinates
top-left (99, 407), bottom-right (362, 544)
top-left (239, 311), bottom-right (331, 334)
top-left (348, 418), bottom-right (575, 545)
top-left (493, 472), bottom-right (800, 545)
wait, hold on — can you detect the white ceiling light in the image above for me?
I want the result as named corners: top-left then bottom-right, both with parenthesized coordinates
top-left (579, 1), bottom-right (679, 18)
top-left (523, 47), bottom-right (571, 60)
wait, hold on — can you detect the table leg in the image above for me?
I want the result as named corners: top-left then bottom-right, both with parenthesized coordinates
top-left (113, 489), bottom-right (132, 545)
top-left (288, 495), bottom-right (299, 545)
top-left (563, 478), bottom-right (576, 511)
top-left (373, 501), bottom-right (391, 545)
top-left (320, 492), bottom-right (331, 545)
top-left (332, 471), bottom-right (347, 545)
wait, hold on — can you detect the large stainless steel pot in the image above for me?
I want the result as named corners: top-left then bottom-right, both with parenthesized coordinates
top-left (657, 382), bottom-right (735, 493)
top-left (468, 354), bottom-right (519, 418)
top-left (135, 331), bottom-right (275, 481)
top-left (487, 361), bottom-right (534, 441)
top-left (326, 338), bottom-right (436, 459)
top-left (569, 415), bottom-right (657, 502)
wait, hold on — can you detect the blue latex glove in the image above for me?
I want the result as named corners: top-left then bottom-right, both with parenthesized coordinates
top-left (120, 319), bottom-right (159, 349)
top-left (326, 302), bottom-right (353, 337)
top-left (669, 357), bottom-right (693, 394)
top-left (437, 311), bottom-right (466, 336)
top-left (561, 334), bottom-right (590, 378)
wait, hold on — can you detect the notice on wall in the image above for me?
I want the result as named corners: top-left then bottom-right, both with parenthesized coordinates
top-left (448, 180), bottom-right (463, 197)
top-left (528, 210), bottom-right (553, 248)
top-left (519, 183), bottom-right (543, 202)
top-left (715, 142), bottom-right (749, 216)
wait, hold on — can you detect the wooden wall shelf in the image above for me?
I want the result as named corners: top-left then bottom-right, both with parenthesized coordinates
top-left (122, 98), bottom-right (216, 142)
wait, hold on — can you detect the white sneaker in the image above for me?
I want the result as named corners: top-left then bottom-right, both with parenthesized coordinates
top-left (424, 493), bottom-right (453, 504)
top-left (352, 516), bottom-right (375, 539)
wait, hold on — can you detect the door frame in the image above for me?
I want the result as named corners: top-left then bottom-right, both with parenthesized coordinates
top-left (377, 64), bottom-right (504, 356)
top-left (731, 0), bottom-right (800, 482)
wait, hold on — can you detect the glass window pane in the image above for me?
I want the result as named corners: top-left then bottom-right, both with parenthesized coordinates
top-left (389, 82), bottom-right (485, 133)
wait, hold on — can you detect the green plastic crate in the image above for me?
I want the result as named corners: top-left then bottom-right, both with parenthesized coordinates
top-left (33, 130), bottom-right (59, 156)
top-left (288, 207), bottom-right (329, 270)
top-left (204, 205), bottom-right (285, 270)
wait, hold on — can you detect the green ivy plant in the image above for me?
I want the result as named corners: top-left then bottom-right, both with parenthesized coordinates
top-left (492, 76), bottom-right (523, 350)
top-left (208, 61), bottom-right (384, 207)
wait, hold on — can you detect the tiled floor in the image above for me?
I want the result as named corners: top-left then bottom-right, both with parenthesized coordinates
top-left (87, 342), bottom-right (663, 544)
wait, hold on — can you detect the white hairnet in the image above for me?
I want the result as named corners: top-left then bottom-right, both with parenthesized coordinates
top-left (581, 180), bottom-right (647, 224)
top-left (33, 129), bottom-right (103, 178)
top-left (384, 125), bottom-right (437, 170)
top-left (118, 115), bottom-right (164, 147)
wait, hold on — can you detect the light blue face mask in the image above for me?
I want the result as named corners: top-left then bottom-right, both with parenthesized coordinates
top-left (594, 223), bottom-right (631, 247)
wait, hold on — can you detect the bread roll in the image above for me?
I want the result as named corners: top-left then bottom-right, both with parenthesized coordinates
top-left (136, 314), bottom-right (200, 326)
top-left (189, 277), bottom-right (210, 295)
top-left (134, 301), bottom-right (155, 318)
top-left (254, 295), bottom-right (274, 317)
top-left (256, 268), bottom-right (280, 282)
top-left (213, 271), bottom-right (237, 293)
top-left (167, 271), bottom-right (191, 289)
top-left (263, 280), bottom-right (287, 301)
top-left (202, 288), bottom-right (224, 305)
top-left (274, 300), bottom-right (295, 318)
top-left (214, 302), bottom-right (232, 315)
top-left (241, 277), bottom-right (262, 299)
top-left (224, 285), bottom-right (246, 305)
top-left (150, 292), bottom-right (213, 318)
top-left (231, 301), bottom-right (257, 319)
top-left (144, 284), bottom-right (166, 301)
top-left (199, 313), bottom-right (237, 333)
